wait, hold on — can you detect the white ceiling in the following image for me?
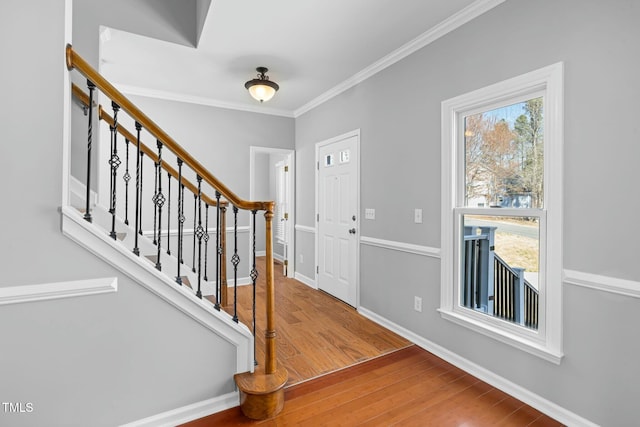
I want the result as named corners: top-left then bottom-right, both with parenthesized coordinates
top-left (100, 0), bottom-right (500, 117)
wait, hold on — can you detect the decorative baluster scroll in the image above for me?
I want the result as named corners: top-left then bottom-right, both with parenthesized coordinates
top-left (108, 101), bottom-right (121, 240)
top-left (84, 80), bottom-right (96, 223)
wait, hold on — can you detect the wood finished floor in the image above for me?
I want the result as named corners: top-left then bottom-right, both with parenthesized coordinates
top-left (209, 258), bottom-right (412, 386)
top-left (183, 346), bottom-right (562, 426)
top-left (186, 259), bottom-right (562, 426)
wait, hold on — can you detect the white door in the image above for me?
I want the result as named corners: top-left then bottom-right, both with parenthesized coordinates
top-left (317, 133), bottom-right (358, 306)
top-left (275, 159), bottom-right (290, 275)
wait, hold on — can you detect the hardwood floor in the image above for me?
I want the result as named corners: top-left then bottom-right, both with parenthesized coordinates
top-left (183, 346), bottom-right (561, 426)
top-left (187, 259), bottom-right (562, 426)
top-left (209, 258), bottom-right (411, 386)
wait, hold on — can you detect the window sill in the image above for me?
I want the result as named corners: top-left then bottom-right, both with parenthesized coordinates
top-left (438, 308), bottom-right (563, 365)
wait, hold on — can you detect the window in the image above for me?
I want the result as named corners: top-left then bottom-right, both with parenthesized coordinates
top-left (440, 63), bottom-right (564, 363)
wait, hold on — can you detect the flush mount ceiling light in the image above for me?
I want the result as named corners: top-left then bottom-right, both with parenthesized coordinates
top-left (245, 67), bottom-right (279, 103)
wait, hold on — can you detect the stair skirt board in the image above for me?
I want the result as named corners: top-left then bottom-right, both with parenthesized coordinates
top-left (119, 392), bottom-right (239, 427)
top-left (61, 204), bottom-right (255, 375)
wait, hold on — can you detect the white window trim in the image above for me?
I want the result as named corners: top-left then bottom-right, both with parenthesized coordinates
top-left (439, 63), bottom-right (564, 364)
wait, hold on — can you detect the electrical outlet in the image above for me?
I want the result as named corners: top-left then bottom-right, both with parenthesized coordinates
top-left (414, 296), bottom-right (422, 312)
top-left (414, 208), bottom-right (423, 224)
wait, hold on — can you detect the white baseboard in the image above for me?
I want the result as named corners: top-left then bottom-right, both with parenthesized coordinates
top-left (120, 391), bottom-right (238, 427)
top-left (0, 277), bottom-right (117, 305)
top-left (294, 272), bottom-right (316, 289)
top-left (358, 306), bottom-right (597, 427)
top-left (254, 251), bottom-right (284, 263)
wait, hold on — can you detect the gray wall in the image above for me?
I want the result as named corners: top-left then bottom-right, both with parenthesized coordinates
top-left (0, 1), bottom-right (240, 425)
top-left (74, 0), bottom-right (200, 68)
top-left (127, 95), bottom-right (295, 207)
top-left (294, 0), bottom-right (640, 425)
top-left (103, 95), bottom-right (294, 284)
top-left (254, 152), bottom-right (270, 253)
top-left (70, 0), bottom-right (205, 188)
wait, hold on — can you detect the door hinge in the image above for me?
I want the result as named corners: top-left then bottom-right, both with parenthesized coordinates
top-left (284, 260), bottom-right (288, 266)
top-left (317, 213), bottom-right (319, 222)
top-left (284, 165), bottom-right (289, 172)
top-left (317, 161), bottom-right (319, 170)
top-left (284, 212), bottom-right (289, 220)
top-left (316, 265), bottom-right (319, 274)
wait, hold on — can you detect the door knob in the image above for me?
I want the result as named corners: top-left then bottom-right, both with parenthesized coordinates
top-left (348, 228), bottom-right (356, 234)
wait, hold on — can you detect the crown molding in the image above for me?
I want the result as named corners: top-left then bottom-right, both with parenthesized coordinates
top-left (113, 83), bottom-right (295, 118)
top-left (293, 0), bottom-right (506, 117)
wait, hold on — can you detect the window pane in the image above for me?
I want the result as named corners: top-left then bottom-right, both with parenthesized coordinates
top-left (464, 98), bottom-right (544, 208)
top-left (461, 215), bottom-right (539, 330)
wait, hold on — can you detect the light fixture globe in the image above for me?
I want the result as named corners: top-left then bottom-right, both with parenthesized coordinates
top-left (245, 67), bottom-right (279, 103)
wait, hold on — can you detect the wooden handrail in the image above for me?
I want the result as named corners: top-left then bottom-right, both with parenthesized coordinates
top-left (66, 44), bottom-right (273, 213)
top-left (73, 83), bottom-right (226, 208)
top-left (68, 45), bottom-right (285, 418)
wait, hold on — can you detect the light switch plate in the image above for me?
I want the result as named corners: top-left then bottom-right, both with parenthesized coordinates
top-left (365, 208), bottom-right (376, 220)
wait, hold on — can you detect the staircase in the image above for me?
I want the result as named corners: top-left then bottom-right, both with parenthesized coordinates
top-left (65, 44), bottom-right (287, 421)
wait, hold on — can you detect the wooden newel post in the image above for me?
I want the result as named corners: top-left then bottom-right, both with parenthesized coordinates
top-left (234, 204), bottom-right (287, 420)
top-left (264, 209), bottom-right (277, 374)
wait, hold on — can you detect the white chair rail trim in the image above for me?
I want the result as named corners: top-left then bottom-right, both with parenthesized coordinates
top-left (360, 236), bottom-right (441, 258)
top-left (564, 269), bottom-right (640, 299)
top-left (0, 277), bottom-right (117, 305)
top-left (294, 224), bottom-right (316, 234)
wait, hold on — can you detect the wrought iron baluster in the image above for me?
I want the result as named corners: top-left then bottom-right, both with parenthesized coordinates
top-left (154, 140), bottom-right (165, 271)
top-left (152, 155), bottom-right (158, 246)
top-left (251, 210), bottom-right (259, 366)
top-left (214, 192), bottom-right (221, 310)
top-left (123, 139), bottom-right (131, 225)
top-left (204, 203), bottom-right (210, 281)
top-left (175, 159), bottom-right (184, 285)
top-left (232, 206), bottom-right (240, 323)
top-left (167, 171), bottom-right (171, 256)
top-left (139, 151), bottom-right (145, 236)
top-left (84, 79), bottom-right (96, 223)
top-left (108, 101), bottom-right (121, 240)
top-left (195, 176), bottom-right (204, 299)
top-left (192, 194), bottom-right (197, 273)
top-left (133, 122), bottom-right (142, 256)
top-left (220, 205), bottom-right (228, 307)
top-left (180, 184), bottom-right (185, 265)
